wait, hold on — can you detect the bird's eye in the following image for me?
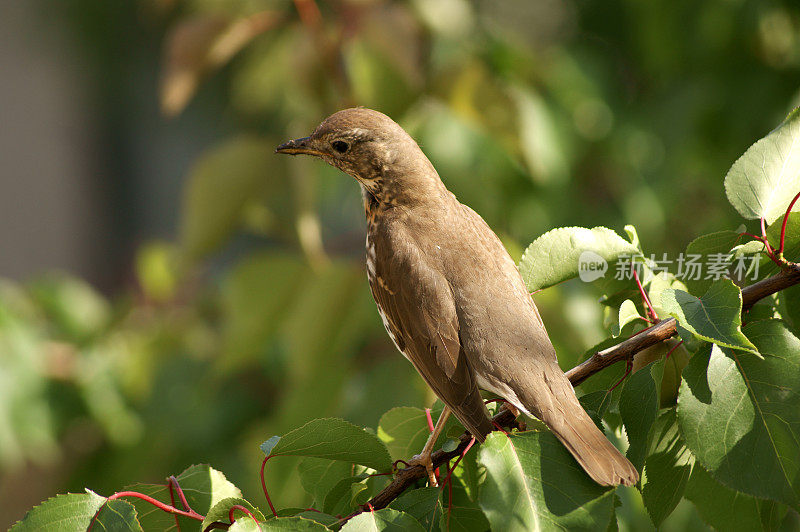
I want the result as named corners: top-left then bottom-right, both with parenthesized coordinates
top-left (331, 140), bottom-right (349, 153)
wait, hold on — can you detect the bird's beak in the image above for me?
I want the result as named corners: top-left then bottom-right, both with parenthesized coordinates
top-left (275, 136), bottom-right (323, 156)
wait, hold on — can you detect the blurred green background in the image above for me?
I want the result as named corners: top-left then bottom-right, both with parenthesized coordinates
top-left (1, 0), bottom-right (799, 529)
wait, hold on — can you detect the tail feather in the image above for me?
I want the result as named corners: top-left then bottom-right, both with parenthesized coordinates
top-left (548, 408), bottom-right (639, 486)
top-left (516, 368), bottom-right (639, 487)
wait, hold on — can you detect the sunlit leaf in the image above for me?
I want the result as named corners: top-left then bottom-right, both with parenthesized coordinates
top-left (661, 279), bottom-right (758, 354)
top-left (612, 299), bottom-right (645, 337)
top-left (768, 212), bottom-right (800, 262)
top-left (682, 230), bottom-right (741, 296)
top-left (245, 516), bottom-right (330, 531)
top-left (261, 418), bottom-right (392, 472)
top-left (377, 406), bottom-right (455, 462)
top-left (10, 491), bottom-right (107, 532)
top-left (340, 507), bottom-right (425, 531)
top-left (724, 106), bottom-right (800, 224)
top-left (519, 226), bottom-right (640, 292)
top-left (201, 497), bottom-right (266, 531)
top-left (93, 499), bottom-right (142, 531)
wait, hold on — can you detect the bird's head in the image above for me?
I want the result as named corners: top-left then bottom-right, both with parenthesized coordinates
top-left (276, 108), bottom-right (429, 201)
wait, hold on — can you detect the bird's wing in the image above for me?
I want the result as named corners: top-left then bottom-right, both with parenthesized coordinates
top-left (368, 244), bottom-right (493, 441)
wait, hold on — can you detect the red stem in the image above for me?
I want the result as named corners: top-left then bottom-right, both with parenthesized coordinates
top-left (229, 504), bottom-right (259, 524)
top-left (761, 218), bottom-right (775, 255)
top-left (260, 455), bottom-right (278, 516)
top-left (779, 190), bottom-right (800, 255)
top-left (107, 492), bottom-right (204, 520)
top-left (424, 408), bottom-right (440, 479)
top-left (665, 340), bottom-right (684, 360)
top-left (424, 408), bottom-right (435, 432)
top-left (438, 437), bottom-right (476, 489)
top-left (169, 476), bottom-right (193, 512)
top-left (738, 232), bottom-right (767, 244)
top-left (632, 264), bottom-right (658, 321)
top-left (608, 358), bottom-right (633, 392)
top-left (167, 477), bottom-right (181, 531)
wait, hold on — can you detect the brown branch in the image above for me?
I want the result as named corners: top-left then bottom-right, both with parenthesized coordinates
top-left (567, 266), bottom-right (800, 386)
top-left (741, 266), bottom-right (800, 312)
top-left (354, 266), bottom-right (800, 518)
top-left (565, 318), bottom-right (678, 386)
top-left (359, 408), bottom-right (518, 514)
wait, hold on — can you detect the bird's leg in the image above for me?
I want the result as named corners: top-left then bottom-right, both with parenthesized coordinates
top-left (408, 405), bottom-right (451, 487)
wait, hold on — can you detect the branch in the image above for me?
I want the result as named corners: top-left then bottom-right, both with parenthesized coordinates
top-left (360, 408), bottom-right (518, 513)
top-left (356, 266), bottom-right (800, 517)
top-left (567, 266), bottom-right (800, 386)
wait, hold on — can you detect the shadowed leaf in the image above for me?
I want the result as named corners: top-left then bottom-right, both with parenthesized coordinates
top-left (477, 431), bottom-right (615, 531)
top-left (678, 320), bottom-right (800, 508)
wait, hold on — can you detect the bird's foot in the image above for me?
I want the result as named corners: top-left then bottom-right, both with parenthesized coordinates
top-left (408, 452), bottom-right (438, 487)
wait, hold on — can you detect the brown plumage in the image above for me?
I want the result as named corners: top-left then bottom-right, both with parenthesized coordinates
top-left (276, 107), bottom-right (639, 487)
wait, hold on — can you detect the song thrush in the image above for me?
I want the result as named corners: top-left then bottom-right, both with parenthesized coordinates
top-left (276, 108), bottom-right (638, 487)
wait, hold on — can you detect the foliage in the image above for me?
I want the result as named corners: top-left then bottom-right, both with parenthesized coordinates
top-left (5, 0), bottom-right (800, 530)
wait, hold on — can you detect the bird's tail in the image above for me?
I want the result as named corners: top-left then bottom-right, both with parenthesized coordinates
top-left (518, 370), bottom-right (639, 487)
top-left (546, 406), bottom-right (639, 486)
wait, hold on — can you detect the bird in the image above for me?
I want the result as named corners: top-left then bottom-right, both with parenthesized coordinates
top-left (276, 107), bottom-right (639, 487)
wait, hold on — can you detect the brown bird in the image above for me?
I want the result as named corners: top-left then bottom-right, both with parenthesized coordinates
top-left (276, 108), bottom-right (638, 487)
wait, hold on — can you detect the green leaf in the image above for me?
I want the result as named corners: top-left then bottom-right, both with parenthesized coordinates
top-left (612, 299), bottom-right (645, 337)
top-left (619, 361), bottom-right (662, 472)
top-left (682, 230), bottom-right (741, 296)
top-left (477, 431), bottom-right (615, 531)
top-left (578, 390), bottom-right (613, 428)
top-left (439, 443), bottom-right (489, 532)
top-left (323, 477), bottom-right (367, 516)
top-left (724, 106), bottom-right (800, 224)
top-left (298, 457), bottom-right (353, 507)
top-left (519, 226), bottom-right (640, 292)
top-left (661, 279), bottom-right (758, 354)
top-left (341, 508), bottom-right (426, 531)
top-left (179, 137), bottom-right (273, 260)
top-left (253, 516), bottom-right (331, 531)
top-left (640, 409), bottom-right (694, 526)
top-left (93, 499), bottom-right (142, 531)
top-left (768, 211), bottom-right (800, 263)
top-left (678, 320), bottom-right (800, 508)
top-left (261, 418), bottom-right (392, 472)
top-left (684, 465), bottom-right (764, 531)
top-left (127, 465), bottom-right (242, 531)
top-left (230, 517), bottom-right (262, 532)
top-left (10, 491), bottom-right (107, 532)
top-left (202, 498), bottom-right (266, 531)
top-left (377, 407), bottom-right (431, 462)
top-left (388, 487), bottom-right (442, 531)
